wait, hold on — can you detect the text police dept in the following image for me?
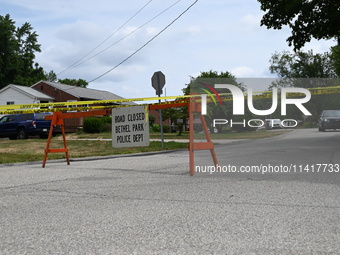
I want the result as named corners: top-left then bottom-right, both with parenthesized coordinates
top-left (114, 112), bottom-right (145, 143)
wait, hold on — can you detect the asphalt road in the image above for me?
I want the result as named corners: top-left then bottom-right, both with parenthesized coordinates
top-left (0, 129), bottom-right (339, 254)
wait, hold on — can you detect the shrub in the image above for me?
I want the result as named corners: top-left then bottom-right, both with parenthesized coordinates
top-left (151, 124), bottom-right (171, 133)
top-left (101, 116), bottom-right (112, 124)
top-left (151, 124), bottom-right (161, 132)
top-left (83, 117), bottom-right (103, 133)
top-left (101, 116), bottom-right (112, 131)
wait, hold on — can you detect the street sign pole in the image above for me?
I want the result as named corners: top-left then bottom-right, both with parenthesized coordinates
top-left (157, 72), bottom-right (164, 149)
top-left (159, 99), bottom-right (164, 149)
top-left (152, 71), bottom-right (166, 149)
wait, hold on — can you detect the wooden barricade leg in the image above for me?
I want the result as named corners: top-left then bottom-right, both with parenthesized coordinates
top-left (42, 113), bottom-right (56, 168)
top-left (60, 118), bottom-right (70, 166)
top-left (189, 102), bottom-right (219, 176)
top-left (189, 102), bottom-right (195, 176)
top-left (42, 112), bottom-right (70, 168)
top-left (199, 114), bottom-right (219, 167)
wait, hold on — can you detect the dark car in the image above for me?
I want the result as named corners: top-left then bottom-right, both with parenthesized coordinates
top-left (318, 110), bottom-right (340, 132)
top-left (0, 112), bottom-right (52, 139)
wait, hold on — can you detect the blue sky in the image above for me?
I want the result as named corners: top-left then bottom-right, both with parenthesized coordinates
top-left (1, 0), bottom-right (336, 99)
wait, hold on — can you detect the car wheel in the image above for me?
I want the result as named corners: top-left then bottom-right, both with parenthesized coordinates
top-left (17, 128), bottom-right (28, 139)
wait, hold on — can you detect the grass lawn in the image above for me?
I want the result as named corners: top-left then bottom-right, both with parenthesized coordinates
top-left (0, 129), bottom-right (290, 164)
top-left (0, 139), bottom-right (188, 164)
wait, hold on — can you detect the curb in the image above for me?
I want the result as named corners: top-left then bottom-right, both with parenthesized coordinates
top-left (0, 149), bottom-right (186, 168)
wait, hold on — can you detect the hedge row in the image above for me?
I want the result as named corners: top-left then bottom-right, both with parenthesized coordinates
top-left (83, 116), bottom-right (112, 133)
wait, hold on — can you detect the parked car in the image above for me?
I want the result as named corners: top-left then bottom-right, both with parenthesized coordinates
top-left (265, 119), bottom-right (283, 129)
top-left (318, 110), bottom-right (340, 132)
top-left (0, 112), bottom-right (53, 139)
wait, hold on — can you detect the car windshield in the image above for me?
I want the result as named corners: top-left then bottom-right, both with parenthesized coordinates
top-left (323, 110), bottom-right (340, 117)
top-left (0, 116), bottom-right (6, 123)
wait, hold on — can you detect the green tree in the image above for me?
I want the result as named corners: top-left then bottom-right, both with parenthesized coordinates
top-left (330, 45), bottom-right (340, 77)
top-left (269, 50), bottom-right (337, 84)
top-left (0, 14), bottom-right (44, 88)
top-left (162, 106), bottom-right (187, 136)
top-left (58, 78), bottom-right (88, 88)
top-left (183, 70), bottom-right (245, 94)
top-left (258, 0), bottom-right (340, 50)
top-left (185, 70), bottom-right (249, 132)
top-left (268, 50), bottom-right (340, 124)
top-left (45, 70), bottom-right (58, 82)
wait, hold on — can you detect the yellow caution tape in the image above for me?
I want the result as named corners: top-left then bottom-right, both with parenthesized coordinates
top-left (0, 95), bottom-right (191, 110)
top-left (0, 105), bottom-right (113, 115)
top-left (0, 98), bottom-right (191, 115)
top-left (0, 86), bottom-right (339, 115)
top-left (218, 86), bottom-right (340, 100)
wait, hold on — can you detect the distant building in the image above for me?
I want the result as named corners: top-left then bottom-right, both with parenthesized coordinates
top-left (149, 109), bottom-right (171, 126)
top-left (0, 84), bottom-right (54, 106)
top-left (31, 81), bottom-right (130, 132)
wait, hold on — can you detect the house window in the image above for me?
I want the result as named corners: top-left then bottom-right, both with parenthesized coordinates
top-left (41, 86), bottom-right (43, 91)
top-left (7, 101), bottom-right (14, 105)
top-left (67, 100), bottom-right (77, 112)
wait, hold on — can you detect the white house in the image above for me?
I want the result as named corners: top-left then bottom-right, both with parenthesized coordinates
top-left (0, 84), bottom-right (54, 106)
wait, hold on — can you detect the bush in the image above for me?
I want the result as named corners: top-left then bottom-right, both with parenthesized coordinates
top-left (151, 124), bottom-right (171, 133)
top-left (151, 124), bottom-right (161, 132)
top-left (101, 116), bottom-right (112, 131)
top-left (83, 117), bottom-right (103, 133)
top-left (101, 116), bottom-right (112, 124)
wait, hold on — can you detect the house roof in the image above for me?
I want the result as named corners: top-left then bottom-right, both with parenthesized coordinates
top-left (0, 84), bottom-right (54, 101)
top-left (32, 81), bottom-right (128, 102)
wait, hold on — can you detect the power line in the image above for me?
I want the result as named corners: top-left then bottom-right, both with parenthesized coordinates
top-left (67, 0), bottom-right (182, 72)
top-left (57, 0), bottom-right (153, 76)
top-left (88, 0), bottom-right (199, 84)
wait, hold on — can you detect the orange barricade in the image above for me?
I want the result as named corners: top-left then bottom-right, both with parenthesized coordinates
top-left (188, 102), bottom-right (219, 176)
top-left (42, 103), bottom-right (218, 176)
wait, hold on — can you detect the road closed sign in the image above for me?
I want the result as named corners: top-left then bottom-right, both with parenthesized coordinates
top-left (112, 105), bottom-right (150, 148)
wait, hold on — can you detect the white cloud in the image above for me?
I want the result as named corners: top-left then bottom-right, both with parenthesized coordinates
top-left (146, 27), bottom-right (161, 36)
top-left (4, 0), bottom-right (336, 100)
top-left (231, 66), bottom-right (259, 77)
top-left (56, 21), bottom-right (105, 45)
top-left (185, 25), bottom-right (202, 36)
top-left (240, 14), bottom-right (262, 28)
top-left (301, 38), bottom-right (336, 53)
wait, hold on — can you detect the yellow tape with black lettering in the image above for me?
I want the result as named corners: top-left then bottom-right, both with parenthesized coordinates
top-left (0, 98), bottom-right (192, 115)
top-left (0, 95), bottom-right (191, 110)
top-left (0, 86), bottom-right (339, 115)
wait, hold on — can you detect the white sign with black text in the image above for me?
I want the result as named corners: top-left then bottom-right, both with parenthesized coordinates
top-left (112, 105), bottom-right (149, 148)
